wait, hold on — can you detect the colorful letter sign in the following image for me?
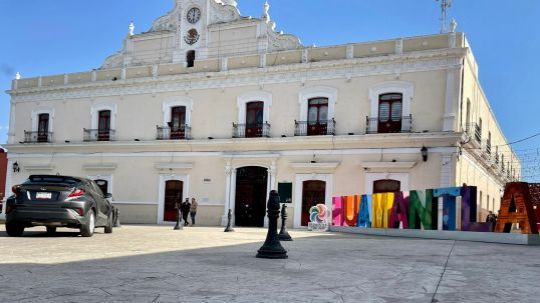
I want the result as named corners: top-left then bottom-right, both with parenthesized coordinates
top-left (332, 183), bottom-right (540, 235)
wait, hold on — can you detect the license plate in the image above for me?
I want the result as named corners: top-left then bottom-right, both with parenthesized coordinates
top-left (36, 192), bottom-right (52, 199)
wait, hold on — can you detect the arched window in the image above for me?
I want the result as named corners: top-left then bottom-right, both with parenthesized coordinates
top-left (98, 110), bottom-right (111, 141)
top-left (373, 179), bottom-right (401, 194)
top-left (378, 93), bottom-right (403, 133)
top-left (245, 101), bottom-right (264, 138)
top-left (465, 99), bottom-right (471, 132)
top-left (186, 50), bottom-right (196, 68)
top-left (169, 106), bottom-right (187, 139)
top-left (37, 113), bottom-right (50, 142)
top-left (487, 132), bottom-right (492, 155)
top-left (306, 98), bottom-right (329, 136)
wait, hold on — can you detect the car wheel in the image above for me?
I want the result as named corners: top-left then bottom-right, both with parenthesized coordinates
top-left (104, 213), bottom-right (113, 234)
top-left (46, 227), bottom-right (57, 234)
top-left (80, 210), bottom-right (95, 237)
top-left (6, 222), bottom-right (25, 237)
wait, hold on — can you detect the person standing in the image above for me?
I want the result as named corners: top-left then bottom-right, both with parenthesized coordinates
top-left (181, 198), bottom-right (191, 226)
top-left (190, 198), bottom-right (198, 226)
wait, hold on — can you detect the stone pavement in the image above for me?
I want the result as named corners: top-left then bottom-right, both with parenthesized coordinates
top-left (0, 225), bottom-right (539, 303)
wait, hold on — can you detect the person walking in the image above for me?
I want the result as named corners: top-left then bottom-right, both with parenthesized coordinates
top-left (181, 198), bottom-right (191, 226)
top-left (190, 198), bottom-right (198, 226)
top-left (486, 211), bottom-right (497, 231)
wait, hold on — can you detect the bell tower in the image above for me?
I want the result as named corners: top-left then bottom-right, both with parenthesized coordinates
top-left (172, 0), bottom-right (209, 64)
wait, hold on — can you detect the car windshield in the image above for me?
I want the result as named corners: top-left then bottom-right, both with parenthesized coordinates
top-left (24, 176), bottom-right (81, 185)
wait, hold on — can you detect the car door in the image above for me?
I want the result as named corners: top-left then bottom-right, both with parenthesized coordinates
top-left (88, 181), bottom-right (109, 225)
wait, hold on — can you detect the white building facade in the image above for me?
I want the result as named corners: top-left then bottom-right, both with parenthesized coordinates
top-left (3, 0), bottom-right (520, 227)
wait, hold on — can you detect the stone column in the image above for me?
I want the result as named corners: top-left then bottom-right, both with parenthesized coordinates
top-left (442, 67), bottom-right (461, 131)
top-left (221, 163), bottom-right (233, 226)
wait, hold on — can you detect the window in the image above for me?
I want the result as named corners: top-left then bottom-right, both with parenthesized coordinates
top-left (465, 99), bottom-right (471, 132)
top-left (487, 132), bottom-right (492, 154)
top-left (378, 93), bottom-right (403, 133)
top-left (169, 106), bottom-right (186, 139)
top-left (306, 98), bottom-right (329, 136)
top-left (245, 101), bottom-right (264, 138)
top-left (373, 179), bottom-right (401, 194)
top-left (98, 110), bottom-right (111, 141)
top-left (37, 113), bottom-right (50, 142)
top-left (236, 91), bottom-right (272, 137)
top-left (186, 50), bottom-right (195, 68)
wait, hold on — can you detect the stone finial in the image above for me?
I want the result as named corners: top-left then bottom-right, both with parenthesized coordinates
top-left (262, 1), bottom-right (270, 21)
top-left (128, 21), bottom-right (135, 36)
top-left (15, 72), bottom-right (21, 80)
top-left (450, 18), bottom-right (458, 33)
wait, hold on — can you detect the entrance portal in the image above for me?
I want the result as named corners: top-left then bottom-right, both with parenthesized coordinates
top-left (164, 180), bottom-right (183, 222)
top-left (235, 166), bottom-right (268, 227)
top-left (301, 180), bottom-right (326, 226)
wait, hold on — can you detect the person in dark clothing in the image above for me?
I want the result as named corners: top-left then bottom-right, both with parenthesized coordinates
top-left (486, 211), bottom-right (497, 231)
top-left (181, 198), bottom-right (191, 226)
top-left (486, 211), bottom-right (497, 223)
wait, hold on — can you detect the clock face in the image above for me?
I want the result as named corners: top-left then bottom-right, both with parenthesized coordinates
top-left (187, 7), bottom-right (201, 24)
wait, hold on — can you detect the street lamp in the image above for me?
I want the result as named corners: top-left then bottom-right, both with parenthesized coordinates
top-left (421, 146), bottom-right (428, 162)
top-left (12, 161), bottom-right (20, 173)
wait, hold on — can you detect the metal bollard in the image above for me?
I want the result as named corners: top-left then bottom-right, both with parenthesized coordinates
top-left (278, 204), bottom-right (292, 241)
top-left (113, 207), bottom-right (121, 228)
top-left (174, 208), bottom-right (184, 230)
top-left (224, 209), bottom-right (235, 232)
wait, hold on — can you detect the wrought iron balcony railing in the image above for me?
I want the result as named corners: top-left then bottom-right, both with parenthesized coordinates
top-left (24, 131), bottom-right (53, 143)
top-left (233, 122), bottom-right (271, 138)
top-left (83, 128), bottom-right (115, 142)
top-left (366, 115), bottom-right (412, 134)
top-left (464, 123), bottom-right (482, 144)
top-left (157, 125), bottom-right (192, 140)
top-left (294, 119), bottom-right (335, 136)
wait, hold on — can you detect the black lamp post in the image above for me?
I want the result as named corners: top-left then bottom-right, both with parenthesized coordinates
top-left (256, 190), bottom-right (288, 259)
top-left (12, 161), bottom-right (20, 173)
top-left (421, 146), bottom-right (428, 162)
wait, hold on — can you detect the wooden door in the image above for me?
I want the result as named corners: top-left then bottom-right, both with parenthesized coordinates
top-left (37, 113), bottom-right (49, 142)
top-left (245, 102), bottom-right (264, 138)
top-left (170, 106), bottom-right (186, 139)
top-left (98, 110), bottom-right (111, 141)
top-left (302, 180), bottom-right (326, 226)
top-left (235, 167), bottom-right (268, 227)
top-left (164, 180), bottom-right (183, 222)
top-left (378, 93), bottom-right (402, 133)
top-left (307, 98), bottom-right (328, 136)
top-left (373, 180), bottom-right (401, 194)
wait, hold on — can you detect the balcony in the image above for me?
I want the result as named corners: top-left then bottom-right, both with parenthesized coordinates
top-left (295, 119), bottom-right (335, 136)
top-left (366, 115), bottom-right (412, 134)
top-left (233, 122), bottom-right (270, 138)
top-left (157, 125), bottom-right (191, 140)
top-left (24, 131), bottom-right (53, 143)
top-left (83, 128), bottom-right (115, 142)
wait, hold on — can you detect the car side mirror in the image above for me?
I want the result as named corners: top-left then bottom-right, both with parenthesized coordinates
top-left (104, 193), bottom-right (113, 199)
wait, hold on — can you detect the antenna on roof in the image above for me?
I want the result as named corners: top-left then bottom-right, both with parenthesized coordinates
top-left (436, 0), bottom-right (453, 33)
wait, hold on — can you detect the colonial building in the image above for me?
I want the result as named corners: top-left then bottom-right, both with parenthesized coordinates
top-left (2, 0), bottom-right (521, 227)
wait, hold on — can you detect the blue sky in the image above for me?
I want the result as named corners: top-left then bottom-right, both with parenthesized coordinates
top-left (0, 0), bottom-right (539, 180)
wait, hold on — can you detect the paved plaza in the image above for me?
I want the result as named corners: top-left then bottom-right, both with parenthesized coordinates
top-left (0, 225), bottom-right (539, 303)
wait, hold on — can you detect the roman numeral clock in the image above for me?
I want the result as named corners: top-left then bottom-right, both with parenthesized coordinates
top-left (184, 7), bottom-right (201, 45)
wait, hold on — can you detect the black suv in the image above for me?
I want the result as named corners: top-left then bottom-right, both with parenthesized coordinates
top-left (5, 175), bottom-right (114, 237)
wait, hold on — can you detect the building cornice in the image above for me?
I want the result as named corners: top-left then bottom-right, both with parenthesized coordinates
top-left (4, 132), bottom-right (463, 156)
top-left (8, 48), bottom-right (467, 104)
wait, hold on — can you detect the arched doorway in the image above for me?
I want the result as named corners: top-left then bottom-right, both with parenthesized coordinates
top-left (164, 180), bottom-right (183, 222)
top-left (235, 166), bottom-right (268, 227)
top-left (301, 180), bottom-right (326, 226)
top-left (373, 179), bottom-right (401, 193)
